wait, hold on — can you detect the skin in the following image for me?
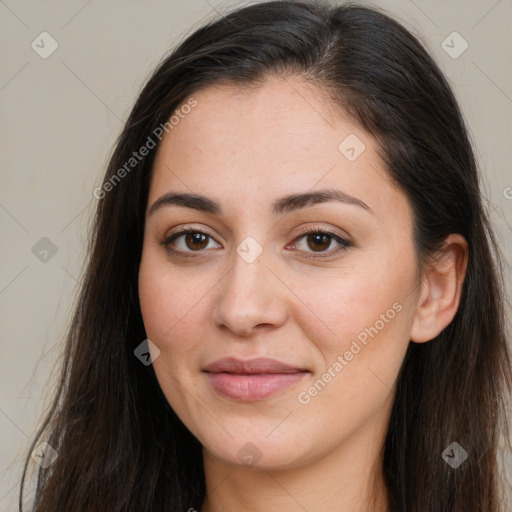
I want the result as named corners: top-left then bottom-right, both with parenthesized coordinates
top-left (138, 75), bottom-right (468, 512)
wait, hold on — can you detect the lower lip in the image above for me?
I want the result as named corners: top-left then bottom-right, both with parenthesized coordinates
top-left (204, 372), bottom-right (308, 401)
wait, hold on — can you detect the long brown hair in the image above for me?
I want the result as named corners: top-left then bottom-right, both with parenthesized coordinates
top-left (20, 1), bottom-right (512, 510)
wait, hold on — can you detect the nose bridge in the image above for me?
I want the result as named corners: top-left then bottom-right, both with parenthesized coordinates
top-left (212, 236), bottom-right (287, 335)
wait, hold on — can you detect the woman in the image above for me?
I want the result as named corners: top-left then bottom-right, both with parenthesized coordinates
top-left (20, 1), bottom-right (512, 511)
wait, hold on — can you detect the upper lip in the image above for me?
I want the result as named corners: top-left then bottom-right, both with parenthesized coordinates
top-left (203, 357), bottom-right (307, 374)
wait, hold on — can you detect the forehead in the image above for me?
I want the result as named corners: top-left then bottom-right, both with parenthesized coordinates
top-left (148, 76), bottom-right (408, 223)
top-left (157, 76), bottom-right (345, 162)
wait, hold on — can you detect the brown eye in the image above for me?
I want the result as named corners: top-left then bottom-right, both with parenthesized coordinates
top-left (305, 233), bottom-right (332, 252)
top-left (183, 232), bottom-right (209, 251)
top-left (161, 229), bottom-right (221, 257)
top-left (291, 228), bottom-right (351, 259)
top-left (161, 226), bottom-right (351, 260)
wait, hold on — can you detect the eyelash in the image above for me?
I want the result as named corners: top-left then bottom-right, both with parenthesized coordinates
top-left (160, 225), bottom-right (352, 260)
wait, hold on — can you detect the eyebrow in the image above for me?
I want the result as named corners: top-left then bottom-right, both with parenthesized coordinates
top-left (148, 188), bottom-right (373, 217)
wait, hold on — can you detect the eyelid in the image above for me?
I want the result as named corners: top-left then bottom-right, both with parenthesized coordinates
top-left (292, 223), bottom-right (351, 241)
top-left (165, 223), bottom-right (217, 239)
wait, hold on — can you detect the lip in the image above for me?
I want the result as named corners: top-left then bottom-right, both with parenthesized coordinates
top-left (203, 357), bottom-right (309, 401)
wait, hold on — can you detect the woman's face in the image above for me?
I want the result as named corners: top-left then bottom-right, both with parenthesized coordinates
top-left (138, 76), bottom-right (421, 470)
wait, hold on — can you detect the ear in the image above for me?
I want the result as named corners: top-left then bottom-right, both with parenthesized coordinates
top-left (410, 234), bottom-right (468, 343)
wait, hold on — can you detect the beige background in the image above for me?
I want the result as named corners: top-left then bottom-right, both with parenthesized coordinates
top-left (1, 0), bottom-right (511, 510)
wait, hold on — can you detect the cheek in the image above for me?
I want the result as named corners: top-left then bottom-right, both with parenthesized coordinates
top-left (292, 259), bottom-right (412, 354)
top-left (291, 276), bottom-right (409, 441)
top-left (290, 251), bottom-right (414, 412)
top-left (138, 257), bottom-right (209, 422)
top-left (139, 252), bottom-right (206, 341)
top-left (138, 261), bottom-right (209, 388)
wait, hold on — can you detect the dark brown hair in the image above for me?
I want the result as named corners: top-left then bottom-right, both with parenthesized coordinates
top-left (20, 1), bottom-right (512, 510)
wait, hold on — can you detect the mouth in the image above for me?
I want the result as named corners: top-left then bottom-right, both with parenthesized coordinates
top-left (202, 357), bottom-right (310, 401)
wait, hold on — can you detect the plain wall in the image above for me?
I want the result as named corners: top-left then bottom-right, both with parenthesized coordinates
top-left (1, 0), bottom-right (511, 510)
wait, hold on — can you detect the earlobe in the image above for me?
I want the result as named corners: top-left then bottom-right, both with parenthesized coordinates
top-left (410, 234), bottom-right (468, 343)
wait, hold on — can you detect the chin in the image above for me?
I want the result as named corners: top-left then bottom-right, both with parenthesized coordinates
top-left (200, 429), bottom-right (317, 471)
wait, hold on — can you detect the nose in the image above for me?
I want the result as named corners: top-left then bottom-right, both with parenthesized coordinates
top-left (212, 247), bottom-right (288, 337)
